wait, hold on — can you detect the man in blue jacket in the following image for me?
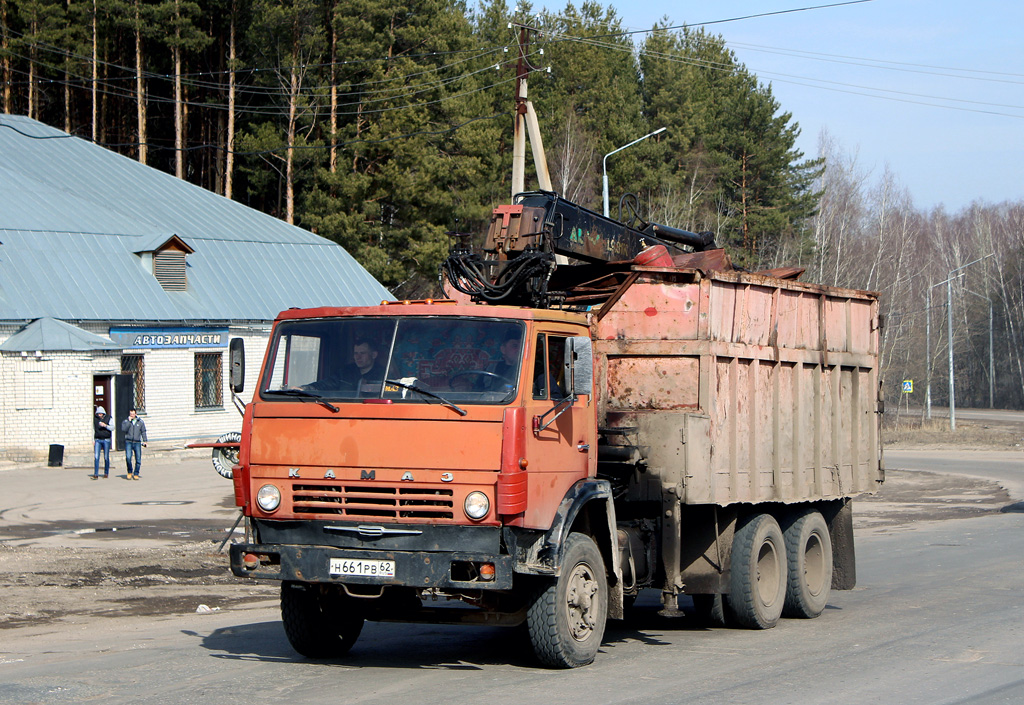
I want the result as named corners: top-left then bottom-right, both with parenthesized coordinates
top-left (121, 409), bottom-right (148, 480)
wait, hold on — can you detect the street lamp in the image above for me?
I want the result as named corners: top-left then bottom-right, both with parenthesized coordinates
top-left (602, 127), bottom-right (666, 218)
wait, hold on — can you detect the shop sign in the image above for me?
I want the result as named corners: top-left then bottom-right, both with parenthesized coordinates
top-left (109, 327), bottom-right (229, 349)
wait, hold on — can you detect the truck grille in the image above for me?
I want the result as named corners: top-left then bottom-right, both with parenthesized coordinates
top-left (290, 483), bottom-right (455, 520)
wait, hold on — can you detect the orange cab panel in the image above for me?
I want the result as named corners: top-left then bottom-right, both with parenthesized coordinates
top-left (249, 416), bottom-right (503, 471)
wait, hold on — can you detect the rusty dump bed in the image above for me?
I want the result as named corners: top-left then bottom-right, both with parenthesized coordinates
top-left (593, 267), bottom-right (882, 506)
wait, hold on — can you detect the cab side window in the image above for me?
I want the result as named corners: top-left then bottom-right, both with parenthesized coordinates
top-left (532, 334), bottom-right (570, 400)
top-left (532, 334), bottom-right (547, 399)
top-left (546, 336), bottom-right (567, 399)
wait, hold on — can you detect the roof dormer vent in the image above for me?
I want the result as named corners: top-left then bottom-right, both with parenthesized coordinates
top-left (134, 234), bottom-right (195, 292)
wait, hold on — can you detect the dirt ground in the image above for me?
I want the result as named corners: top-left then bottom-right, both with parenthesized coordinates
top-left (0, 539), bottom-right (277, 631)
top-left (0, 420), bottom-right (1020, 634)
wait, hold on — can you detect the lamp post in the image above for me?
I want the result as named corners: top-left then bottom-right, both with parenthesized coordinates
top-left (602, 127), bottom-right (666, 218)
top-left (925, 275), bottom-right (961, 422)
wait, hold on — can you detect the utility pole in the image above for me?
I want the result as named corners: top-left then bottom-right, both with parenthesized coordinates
top-left (936, 253), bottom-right (995, 431)
top-left (510, 24), bottom-right (551, 200)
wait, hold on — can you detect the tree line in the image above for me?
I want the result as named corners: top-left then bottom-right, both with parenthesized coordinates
top-left (798, 133), bottom-right (1024, 414)
top-left (3, 0), bottom-right (1020, 410)
top-left (0, 0), bottom-right (817, 282)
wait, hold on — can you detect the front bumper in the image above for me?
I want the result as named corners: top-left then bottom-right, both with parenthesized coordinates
top-left (229, 542), bottom-right (515, 590)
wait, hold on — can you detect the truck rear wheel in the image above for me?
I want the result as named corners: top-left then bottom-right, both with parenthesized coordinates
top-left (729, 513), bottom-right (787, 629)
top-left (526, 532), bottom-right (608, 668)
top-left (782, 510), bottom-right (832, 618)
top-left (280, 581), bottom-right (364, 658)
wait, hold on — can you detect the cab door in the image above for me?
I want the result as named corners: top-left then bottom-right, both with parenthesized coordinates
top-left (521, 331), bottom-right (594, 529)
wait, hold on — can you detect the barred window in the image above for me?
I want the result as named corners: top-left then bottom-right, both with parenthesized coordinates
top-left (121, 354), bottom-right (146, 412)
top-left (195, 352), bottom-right (223, 409)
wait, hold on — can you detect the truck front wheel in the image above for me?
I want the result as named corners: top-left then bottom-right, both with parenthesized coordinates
top-left (527, 532), bottom-right (608, 668)
top-left (782, 510), bottom-right (832, 618)
top-left (281, 581), bottom-right (364, 658)
top-left (729, 513), bottom-right (787, 629)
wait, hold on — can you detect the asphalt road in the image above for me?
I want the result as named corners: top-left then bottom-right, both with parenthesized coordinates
top-left (2, 450), bottom-right (1023, 705)
top-left (912, 406), bottom-right (1024, 426)
top-left (886, 449), bottom-right (1024, 501)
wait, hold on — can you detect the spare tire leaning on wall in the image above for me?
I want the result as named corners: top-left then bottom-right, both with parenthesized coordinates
top-left (211, 431), bottom-right (242, 479)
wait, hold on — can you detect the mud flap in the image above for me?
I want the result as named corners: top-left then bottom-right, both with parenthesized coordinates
top-left (825, 498), bottom-right (857, 590)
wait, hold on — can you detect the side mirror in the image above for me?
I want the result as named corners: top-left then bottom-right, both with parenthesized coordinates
top-left (229, 338), bottom-right (245, 394)
top-left (565, 336), bottom-right (593, 397)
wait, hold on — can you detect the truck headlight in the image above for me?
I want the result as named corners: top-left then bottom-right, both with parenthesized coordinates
top-left (464, 491), bottom-right (490, 521)
top-left (256, 484), bottom-right (281, 512)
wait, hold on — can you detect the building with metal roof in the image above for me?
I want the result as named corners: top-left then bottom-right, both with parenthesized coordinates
top-left (0, 114), bottom-right (393, 466)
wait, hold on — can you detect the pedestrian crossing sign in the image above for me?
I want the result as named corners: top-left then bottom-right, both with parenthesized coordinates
top-left (902, 380), bottom-right (913, 393)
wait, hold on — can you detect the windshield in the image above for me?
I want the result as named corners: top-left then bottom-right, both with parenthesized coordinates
top-left (260, 316), bottom-right (525, 405)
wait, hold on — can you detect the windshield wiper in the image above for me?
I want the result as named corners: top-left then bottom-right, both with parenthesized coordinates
top-left (263, 388), bottom-right (340, 413)
top-left (385, 379), bottom-right (467, 417)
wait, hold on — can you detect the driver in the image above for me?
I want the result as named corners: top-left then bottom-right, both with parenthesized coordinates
top-left (344, 338), bottom-right (386, 395)
top-left (305, 338), bottom-right (385, 396)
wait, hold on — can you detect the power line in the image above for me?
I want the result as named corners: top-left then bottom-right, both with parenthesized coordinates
top-left (3, 24), bottom-right (509, 84)
top-left (84, 110), bottom-right (512, 156)
top-left (0, 119), bottom-right (73, 140)
top-left (518, 0), bottom-right (877, 41)
top-left (5, 53), bottom-right (520, 119)
top-left (5, 36), bottom-right (520, 109)
top-left (727, 41), bottom-right (1024, 84)
top-left (542, 28), bottom-right (1024, 119)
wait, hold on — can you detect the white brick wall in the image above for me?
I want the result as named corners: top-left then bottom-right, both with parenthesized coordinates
top-left (0, 349), bottom-right (120, 462)
top-left (0, 325), bottom-right (270, 465)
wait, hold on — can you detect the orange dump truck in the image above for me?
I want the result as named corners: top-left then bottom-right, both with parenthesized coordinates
top-left (227, 252), bottom-right (882, 667)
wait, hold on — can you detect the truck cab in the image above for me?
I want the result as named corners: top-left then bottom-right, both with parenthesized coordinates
top-left (230, 300), bottom-right (614, 667)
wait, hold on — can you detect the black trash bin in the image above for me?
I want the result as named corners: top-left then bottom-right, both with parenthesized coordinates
top-left (47, 444), bottom-right (64, 467)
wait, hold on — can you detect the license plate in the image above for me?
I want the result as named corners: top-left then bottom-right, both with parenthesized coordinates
top-left (329, 558), bottom-right (395, 577)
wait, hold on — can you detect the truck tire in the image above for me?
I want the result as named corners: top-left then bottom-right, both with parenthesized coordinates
top-left (526, 532), bottom-right (608, 668)
top-left (782, 510), bottom-right (832, 618)
top-left (280, 582), bottom-right (364, 658)
top-left (729, 513), bottom-right (787, 629)
top-left (211, 431), bottom-right (241, 479)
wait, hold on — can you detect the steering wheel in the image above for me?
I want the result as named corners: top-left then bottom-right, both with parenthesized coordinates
top-left (448, 370), bottom-right (511, 389)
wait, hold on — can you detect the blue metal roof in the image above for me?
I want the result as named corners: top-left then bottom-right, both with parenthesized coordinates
top-left (0, 115), bottom-right (393, 323)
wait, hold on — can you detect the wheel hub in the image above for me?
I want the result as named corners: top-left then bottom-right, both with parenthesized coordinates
top-left (566, 563), bottom-right (599, 641)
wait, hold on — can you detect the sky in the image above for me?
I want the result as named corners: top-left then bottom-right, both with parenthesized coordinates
top-left (528, 0), bottom-right (1024, 211)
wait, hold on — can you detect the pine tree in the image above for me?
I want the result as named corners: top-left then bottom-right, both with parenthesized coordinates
top-left (640, 26), bottom-right (821, 263)
top-left (153, 0), bottom-right (211, 179)
top-left (242, 0), bottom-right (326, 224)
top-left (301, 0), bottom-right (482, 293)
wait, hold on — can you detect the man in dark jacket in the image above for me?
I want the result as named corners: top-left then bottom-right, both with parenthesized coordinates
top-left (121, 409), bottom-right (148, 480)
top-left (92, 406), bottom-right (113, 479)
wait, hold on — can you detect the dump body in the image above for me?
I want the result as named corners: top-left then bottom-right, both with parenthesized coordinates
top-left (594, 267), bottom-right (882, 506)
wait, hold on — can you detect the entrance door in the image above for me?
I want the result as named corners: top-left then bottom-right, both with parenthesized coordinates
top-left (113, 374), bottom-right (134, 451)
top-left (93, 375), bottom-right (111, 418)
